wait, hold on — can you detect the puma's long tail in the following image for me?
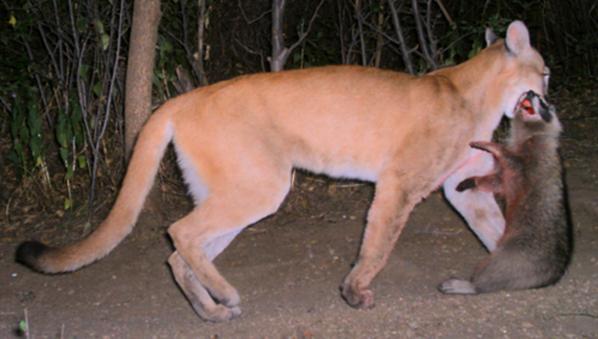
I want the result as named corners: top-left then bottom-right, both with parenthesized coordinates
top-left (16, 106), bottom-right (174, 273)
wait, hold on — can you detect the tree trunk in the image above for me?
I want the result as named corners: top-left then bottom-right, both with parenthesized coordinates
top-left (124, 0), bottom-right (161, 158)
top-left (124, 0), bottom-right (162, 218)
top-left (270, 0), bottom-right (288, 72)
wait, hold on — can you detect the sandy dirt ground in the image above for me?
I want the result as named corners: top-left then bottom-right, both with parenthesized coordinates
top-left (1, 86), bottom-right (597, 338)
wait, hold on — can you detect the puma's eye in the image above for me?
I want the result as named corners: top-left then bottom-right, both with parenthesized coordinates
top-left (543, 67), bottom-right (550, 92)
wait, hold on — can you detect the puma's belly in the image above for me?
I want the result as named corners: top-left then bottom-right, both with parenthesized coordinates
top-left (297, 160), bottom-right (380, 182)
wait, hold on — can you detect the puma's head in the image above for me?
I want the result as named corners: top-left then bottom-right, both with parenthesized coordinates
top-left (490, 21), bottom-right (550, 119)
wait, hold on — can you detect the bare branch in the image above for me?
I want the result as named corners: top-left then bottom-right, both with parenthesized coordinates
top-left (195, 0), bottom-right (208, 85)
top-left (271, 0), bottom-right (325, 72)
top-left (234, 38), bottom-right (267, 71)
top-left (434, 0), bottom-right (454, 28)
top-left (89, 0), bottom-right (126, 209)
top-left (373, 0), bottom-right (386, 67)
top-left (425, 0), bottom-right (438, 60)
top-left (288, 0), bottom-right (326, 53)
top-left (412, 0), bottom-right (437, 69)
top-left (354, 0), bottom-right (368, 66)
top-left (388, 0), bottom-right (415, 74)
top-left (270, 0), bottom-right (287, 72)
top-left (238, 0), bottom-right (271, 25)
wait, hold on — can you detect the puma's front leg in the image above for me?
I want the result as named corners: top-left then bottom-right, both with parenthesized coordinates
top-left (341, 175), bottom-right (422, 309)
top-left (443, 153), bottom-right (505, 251)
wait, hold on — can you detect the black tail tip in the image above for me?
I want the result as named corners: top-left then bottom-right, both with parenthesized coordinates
top-left (16, 241), bottom-right (49, 269)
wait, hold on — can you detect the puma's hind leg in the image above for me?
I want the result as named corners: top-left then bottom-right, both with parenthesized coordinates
top-left (168, 251), bottom-right (241, 321)
top-left (168, 168), bottom-right (291, 321)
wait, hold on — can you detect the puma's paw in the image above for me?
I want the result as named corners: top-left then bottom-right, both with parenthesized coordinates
top-left (438, 278), bottom-right (477, 295)
top-left (219, 288), bottom-right (241, 307)
top-left (341, 283), bottom-right (375, 309)
top-left (197, 304), bottom-right (242, 323)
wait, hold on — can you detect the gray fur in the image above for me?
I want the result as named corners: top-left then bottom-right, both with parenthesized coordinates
top-left (439, 98), bottom-right (571, 294)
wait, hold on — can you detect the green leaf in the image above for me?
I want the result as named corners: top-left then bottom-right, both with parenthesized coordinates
top-left (66, 166), bottom-right (74, 180)
top-left (57, 112), bottom-right (68, 148)
top-left (64, 198), bottom-right (73, 210)
top-left (18, 320), bottom-right (27, 333)
top-left (59, 147), bottom-right (69, 165)
top-left (79, 64), bottom-right (90, 78)
top-left (101, 33), bottom-right (109, 51)
top-left (93, 82), bottom-right (103, 97)
top-left (70, 97), bottom-right (85, 146)
top-left (77, 155), bottom-right (87, 169)
top-left (94, 19), bottom-right (105, 34)
top-left (8, 14), bottom-right (17, 28)
top-left (19, 123), bottom-right (29, 144)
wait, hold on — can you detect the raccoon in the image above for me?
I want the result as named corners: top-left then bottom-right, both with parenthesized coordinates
top-left (439, 91), bottom-right (571, 294)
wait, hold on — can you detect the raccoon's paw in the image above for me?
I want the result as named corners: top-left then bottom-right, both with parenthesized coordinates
top-left (438, 278), bottom-right (477, 295)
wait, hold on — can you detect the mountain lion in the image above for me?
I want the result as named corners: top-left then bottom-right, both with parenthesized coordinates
top-left (17, 21), bottom-right (550, 321)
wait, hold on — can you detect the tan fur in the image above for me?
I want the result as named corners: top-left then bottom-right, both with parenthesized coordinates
top-left (17, 21), bottom-right (550, 322)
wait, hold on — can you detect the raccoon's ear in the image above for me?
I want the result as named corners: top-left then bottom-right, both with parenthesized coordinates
top-left (485, 28), bottom-right (498, 47)
top-left (505, 21), bottom-right (530, 55)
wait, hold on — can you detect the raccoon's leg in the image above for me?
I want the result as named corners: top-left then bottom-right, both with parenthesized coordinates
top-left (168, 251), bottom-right (240, 321)
top-left (456, 173), bottom-right (503, 194)
top-left (437, 278), bottom-right (477, 294)
top-left (439, 250), bottom-right (545, 294)
top-left (341, 173), bottom-right (427, 309)
top-left (168, 170), bottom-right (290, 321)
top-left (444, 153), bottom-right (505, 251)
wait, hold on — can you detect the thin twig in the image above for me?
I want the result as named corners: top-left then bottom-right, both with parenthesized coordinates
top-left (238, 0), bottom-right (271, 24)
top-left (23, 308), bottom-right (30, 339)
top-left (412, 0), bottom-right (437, 69)
top-left (387, 0), bottom-right (415, 74)
top-left (271, 0), bottom-right (325, 71)
top-left (434, 0), bottom-right (454, 28)
top-left (288, 0), bottom-right (326, 54)
top-left (354, 0), bottom-right (368, 66)
top-left (37, 22), bottom-right (62, 84)
top-left (90, 0), bottom-right (125, 210)
top-left (196, 0), bottom-right (208, 85)
top-left (21, 37), bottom-right (50, 122)
top-left (373, 0), bottom-right (386, 68)
top-left (425, 0), bottom-right (439, 60)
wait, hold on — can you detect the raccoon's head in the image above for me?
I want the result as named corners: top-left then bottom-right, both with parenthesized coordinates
top-left (512, 90), bottom-right (562, 138)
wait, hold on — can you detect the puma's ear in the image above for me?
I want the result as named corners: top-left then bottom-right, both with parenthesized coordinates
top-left (505, 20), bottom-right (531, 55)
top-left (485, 28), bottom-right (498, 47)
